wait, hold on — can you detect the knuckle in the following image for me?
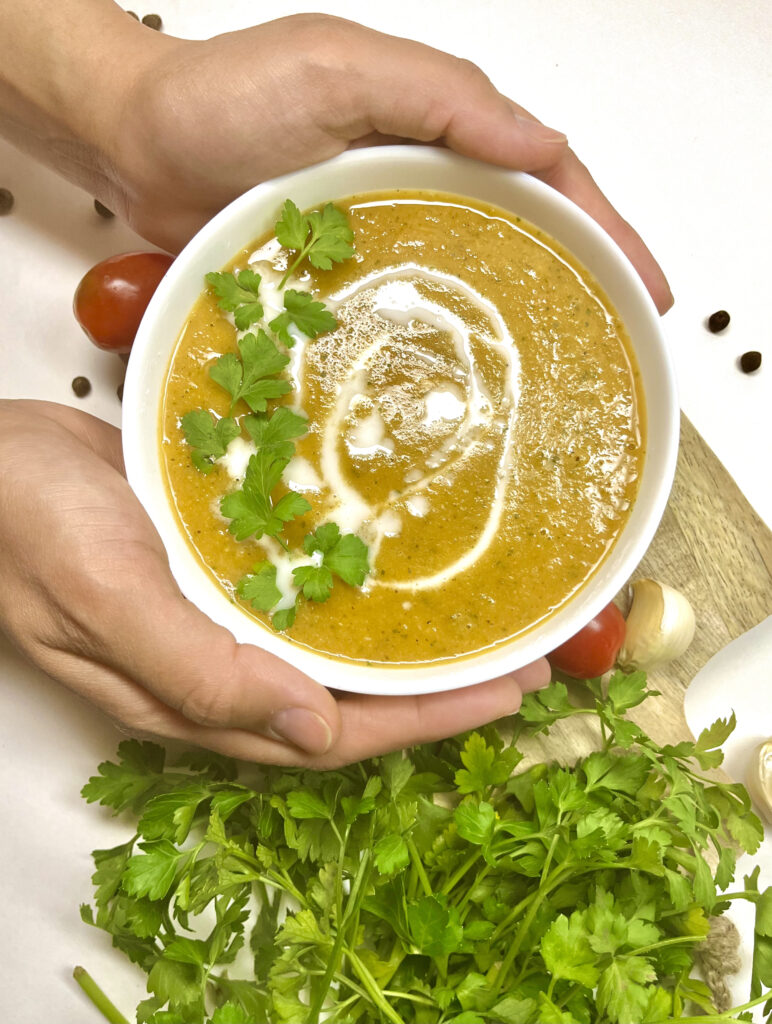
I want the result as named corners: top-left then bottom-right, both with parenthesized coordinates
top-left (289, 15), bottom-right (362, 86)
top-left (178, 679), bottom-right (235, 729)
top-left (288, 11), bottom-right (355, 46)
top-left (450, 55), bottom-right (489, 87)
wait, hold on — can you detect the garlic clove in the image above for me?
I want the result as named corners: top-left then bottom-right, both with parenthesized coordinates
top-left (618, 578), bottom-right (696, 672)
top-left (745, 739), bottom-right (772, 825)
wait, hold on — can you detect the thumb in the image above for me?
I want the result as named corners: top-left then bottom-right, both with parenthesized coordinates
top-left (80, 544), bottom-right (342, 756)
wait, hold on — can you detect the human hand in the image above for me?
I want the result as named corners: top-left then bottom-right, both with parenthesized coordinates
top-left (105, 12), bottom-right (672, 313)
top-left (0, 400), bottom-right (549, 767)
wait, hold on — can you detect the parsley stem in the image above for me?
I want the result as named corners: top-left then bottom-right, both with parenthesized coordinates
top-left (347, 948), bottom-right (406, 1024)
top-left (664, 990), bottom-right (772, 1023)
top-left (381, 990), bottom-right (440, 1008)
top-left (623, 934), bottom-right (706, 958)
top-left (332, 970), bottom-right (369, 1002)
top-left (323, 993), bottom-right (361, 1022)
top-left (407, 837), bottom-right (433, 897)
top-left (490, 870), bottom-right (556, 997)
top-left (72, 967), bottom-right (129, 1024)
top-left (489, 889), bottom-right (539, 944)
top-left (715, 889), bottom-right (762, 902)
top-left (539, 831), bottom-right (560, 884)
top-left (457, 864), bottom-right (490, 917)
top-left (280, 241), bottom-right (313, 289)
top-left (267, 867), bottom-right (307, 907)
top-left (308, 850), bottom-right (370, 1024)
top-left (228, 846), bottom-right (307, 907)
top-left (441, 849), bottom-right (481, 896)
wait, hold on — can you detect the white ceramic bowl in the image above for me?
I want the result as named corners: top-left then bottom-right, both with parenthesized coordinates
top-left (122, 146), bottom-right (678, 696)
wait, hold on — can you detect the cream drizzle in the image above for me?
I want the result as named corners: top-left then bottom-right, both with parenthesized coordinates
top-left (227, 260), bottom-right (522, 595)
top-left (317, 268), bottom-right (521, 593)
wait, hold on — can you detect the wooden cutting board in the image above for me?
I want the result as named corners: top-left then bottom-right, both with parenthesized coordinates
top-left (519, 413), bottom-right (772, 763)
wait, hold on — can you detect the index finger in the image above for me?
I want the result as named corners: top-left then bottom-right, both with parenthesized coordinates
top-left (312, 659), bottom-right (551, 769)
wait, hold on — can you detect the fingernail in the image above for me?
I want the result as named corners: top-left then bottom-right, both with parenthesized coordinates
top-left (268, 707), bottom-right (333, 755)
top-left (515, 113), bottom-right (567, 144)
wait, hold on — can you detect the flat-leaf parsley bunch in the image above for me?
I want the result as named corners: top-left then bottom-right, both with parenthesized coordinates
top-left (179, 200), bottom-right (368, 631)
top-left (79, 673), bottom-right (772, 1023)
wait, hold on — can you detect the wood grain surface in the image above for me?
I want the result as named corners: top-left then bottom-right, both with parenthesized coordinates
top-left (518, 413), bottom-right (772, 765)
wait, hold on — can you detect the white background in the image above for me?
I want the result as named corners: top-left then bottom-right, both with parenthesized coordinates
top-left (1, 1), bottom-right (771, 1020)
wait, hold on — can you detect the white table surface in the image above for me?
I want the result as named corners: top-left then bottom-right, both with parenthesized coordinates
top-left (1, 2), bottom-right (771, 1020)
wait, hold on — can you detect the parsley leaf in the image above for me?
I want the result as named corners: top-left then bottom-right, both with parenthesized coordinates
top-left (271, 604), bottom-right (297, 631)
top-left (596, 957), bottom-right (657, 1023)
top-left (288, 523), bottom-right (369, 606)
top-left (236, 562), bottom-right (282, 612)
top-left (455, 733), bottom-right (523, 796)
top-left (373, 834), bottom-right (410, 875)
top-left (81, 739), bottom-right (166, 813)
top-left (292, 563), bottom-right (334, 603)
top-left (274, 198), bottom-right (307, 250)
top-left (211, 1004), bottom-right (251, 1023)
top-left (243, 406), bottom-right (308, 461)
top-left (180, 410), bottom-right (240, 474)
top-left (301, 522), bottom-right (370, 586)
top-left (221, 449), bottom-right (311, 542)
top-left (138, 785), bottom-right (211, 845)
top-left (269, 289), bottom-right (337, 346)
top-left (540, 913), bottom-right (600, 988)
top-left (209, 331), bottom-right (290, 414)
top-left (205, 268), bottom-right (264, 331)
top-left (454, 799), bottom-right (495, 846)
top-left (123, 840), bottom-right (185, 902)
top-left (276, 199), bottom-right (354, 286)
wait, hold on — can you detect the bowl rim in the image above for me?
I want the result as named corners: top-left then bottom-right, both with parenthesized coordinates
top-left (122, 145), bottom-right (679, 696)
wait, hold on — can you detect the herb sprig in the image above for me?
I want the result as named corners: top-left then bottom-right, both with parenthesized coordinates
top-left (204, 268), bottom-right (264, 331)
top-left (180, 411), bottom-right (239, 474)
top-left (237, 523), bottom-right (370, 629)
top-left (179, 199), bottom-right (370, 630)
top-left (208, 331), bottom-right (291, 415)
top-left (269, 289), bottom-right (337, 347)
top-left (275, 199), bottom-right (355, 287)
top-left (79, 673), bottom-right (772, 1024)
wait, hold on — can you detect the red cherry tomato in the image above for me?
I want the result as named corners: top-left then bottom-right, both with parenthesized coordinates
top-left (547, 601), bottom-right (626, 679)
top-left (73, 251), bottom-right (174, 353)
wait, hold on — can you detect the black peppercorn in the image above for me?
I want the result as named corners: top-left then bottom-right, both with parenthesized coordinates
top-left (708, 310), bottom-right (730, 333)
top-left (94, 198), bottom-right (114, 219)
top-left (72, 376), bottom-right (92, 398)
top-left (126, 9), bottom-right (139, 18)
top-left (739, 351), bottom-right (762, 374)
top-left (142, 13), bottom-right (162, 29)
top-left (0, 188), bottom-right (14, 215)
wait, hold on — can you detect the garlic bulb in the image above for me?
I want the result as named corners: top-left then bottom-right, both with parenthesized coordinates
top-left (745, 739), bottom-right (772, 824)
top-left (618, 578), bottom-right (696, 671)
